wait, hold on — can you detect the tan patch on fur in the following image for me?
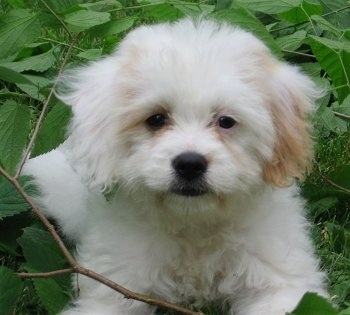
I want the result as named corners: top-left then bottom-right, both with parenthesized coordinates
top-left (260, 62), bottom-right (314, 187)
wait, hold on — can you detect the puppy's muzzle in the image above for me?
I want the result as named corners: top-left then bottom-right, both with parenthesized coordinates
top-left (171, 151), bottom-right (208, 197)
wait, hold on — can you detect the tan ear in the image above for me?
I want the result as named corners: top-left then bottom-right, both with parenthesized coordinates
top-left (262, 64), bottom-right (320, 187)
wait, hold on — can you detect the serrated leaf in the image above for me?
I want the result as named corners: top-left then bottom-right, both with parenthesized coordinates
top-left (316, 106), bottom-right (348, 135)
top-left (32, 100), bottom-right (71, 157)
top-left (279, 0), bottom-right (323, 24)
top-left (144, 3), bottom-right (184, 22)
top-left (288, 292), bottom-right (337, 315)
top-left (64, 9), bottom-right (111, 32)
top-left (319, 0), bottom-right (350, 29)
top-left (236, 0), bottom-right (300, 14)
top-left (309, 36), bottom-right (350, 103)
top-left (33, 278), bottom-right (70, 315)
top-left (211, 8), bottom-right (282, 58)
top-left (0, 9), bottom-right (40, 59)
top-left (90, 16), bottom-right (135, 36)
top-left (79, 0), bottom-right (122, 11)
top-left (276, 30), bottom-right (307, 51)
top-left (18, 226), bottom-right (69, 273)
top-left (0, 267), bottom-right (24, 315)
top-left (174, 3), bottom-right (214, 16)
top-left (0, 177), bottom-right (32, 219)
top-left (0, 100), bottom-right (31, 175)
top-left (0, 66), bottom-right (34, 85)
top-left (77, 48), bottom-right (103, 60)
top-left (311, 15), bottom-right (342, 38)
top-left (2, 47), bottom-right (57, 73)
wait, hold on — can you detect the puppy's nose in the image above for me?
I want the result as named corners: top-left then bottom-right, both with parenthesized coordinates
top-left (172, 152), bottom-right (208, 181)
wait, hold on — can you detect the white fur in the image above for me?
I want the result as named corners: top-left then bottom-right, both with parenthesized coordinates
top-left (23, 19), bottom-right (327, 315)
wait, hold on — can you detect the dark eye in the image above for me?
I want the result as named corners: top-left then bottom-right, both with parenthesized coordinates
top-left (146, 113), bottom-right (167, 129)
top-left (218, 116), bottom-right (236, 129)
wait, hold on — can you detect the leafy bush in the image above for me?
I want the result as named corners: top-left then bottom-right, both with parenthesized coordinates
top-left (0, 0), bottom-right (349, 314)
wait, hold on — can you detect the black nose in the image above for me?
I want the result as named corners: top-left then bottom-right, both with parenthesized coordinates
top-left (172, 152), bottom-right (208, 181)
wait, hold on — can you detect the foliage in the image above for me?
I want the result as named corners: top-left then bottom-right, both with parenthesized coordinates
top-left (0, 0), bottom-right (349, 314)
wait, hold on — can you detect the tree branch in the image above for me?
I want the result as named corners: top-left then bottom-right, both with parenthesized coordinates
top-left (18, 268), bottom-right (74, 278)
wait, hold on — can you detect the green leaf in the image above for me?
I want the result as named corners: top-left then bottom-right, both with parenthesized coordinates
top-left (211, 8), bottom-right (282, 58)
top-left (16, 74), bottom-right (52, 101)
top-left (0, 267), bottom-right (24, 315)
top-left (308, 196), bottom-right (339, 218)
top-left (311, 15), bottom-right (342, 38)
top-left (329, 165), bottom-right (350, 191)
top-left (316, 106), bottom-right (348, 135)
top-left (236, 0), bottom-right (301, 14)
top-left (276, 30), bottom-right (307, 51)
top-left (333, 94), bottom-right (350, 120)
top-left (144, 3), bottom-right (184, 22)
top-left (288, 292), bottom-right (337, 315)
top-left (309, 36), bottom-right (350, 103)
top-left (318, 0), bottom-right (350, 29)
top-left (0, 212), bottom-right (33, 255)
top-left (18, 225), bottom-right (72, 313)
top-left (79, 0), bottom-right (122, 11)
top-left (0, 100), bottom-right (31, 175)
top-left (0, 177), bottom-right (32, 219)
top-left (45, 0), bottom-right (81, 13)
top-left (0, 9), bottom-right (40, 59)
top-left (173, 3), bottom-right (214, 16)
top-left (0, 66), bottom-right (34, 85)
top-left (64, 9), bottom-right (111, 32)
top-left (339, 306), bottom-right (350, 315)
top-left (32, 100), bottom-right (71, 157)
top-left (2, 47), bottom-right (57, 73)
top-left (279, 0), bottom-right (323, 24)
top-left (90, 16), bottom-right (135, 37)
top-left (18, 226), bottom-right (69, 273)
top-left (77, 48), bottom-right (103, 60)
top-left (33, 278), bottom-right (70, 315)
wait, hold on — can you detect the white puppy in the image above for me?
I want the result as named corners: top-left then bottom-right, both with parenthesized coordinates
top-left (23, 18), bottom-right (327, 315)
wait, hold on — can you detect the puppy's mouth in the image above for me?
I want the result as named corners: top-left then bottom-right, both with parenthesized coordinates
top-left (170, 180), bottom-right (209, 197)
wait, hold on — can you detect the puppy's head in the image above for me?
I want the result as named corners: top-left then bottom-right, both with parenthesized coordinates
top-left (59, 19), bottom-right (320, 206)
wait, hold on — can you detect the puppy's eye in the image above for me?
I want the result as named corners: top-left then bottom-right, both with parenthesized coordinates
top-left (218, 116), bottom-right (236, 129)
top-left (146, 113), bottom-right (167, 129)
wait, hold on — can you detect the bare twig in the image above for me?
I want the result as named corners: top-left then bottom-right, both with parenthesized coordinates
top-left (15, 36), bottom-right (79, 179)
top-left (39, 0), bottom-right (73, 38)
top-left (18, 268), bottom-right (74, 278)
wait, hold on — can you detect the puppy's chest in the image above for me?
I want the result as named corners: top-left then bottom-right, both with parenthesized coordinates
top-left (150, 229), bottom-right (240, 303)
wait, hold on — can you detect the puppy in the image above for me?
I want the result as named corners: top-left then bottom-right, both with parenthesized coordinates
top-left (23, 18), bottom-right (327, 315)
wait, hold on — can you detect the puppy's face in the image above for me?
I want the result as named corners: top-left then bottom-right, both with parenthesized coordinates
top-left (115, 60), bottom-right (275, 198)
top-left (62, 19), bottom-right (318, 207)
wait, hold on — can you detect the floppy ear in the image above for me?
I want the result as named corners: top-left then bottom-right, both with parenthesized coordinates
top-left (56, 55), bottom-right (124, 192)
top-left (262, 63), bottom-right (321, 187)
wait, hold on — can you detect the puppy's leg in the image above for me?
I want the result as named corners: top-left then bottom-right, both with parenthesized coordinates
top-left (22, 147), bottom-right (89, 240)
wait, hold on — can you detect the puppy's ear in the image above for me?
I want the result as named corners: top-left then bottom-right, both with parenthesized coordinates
top-left (56, 56), bottom-right (123, 192)
top-left (262, 63), bottom-right (321, 187)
